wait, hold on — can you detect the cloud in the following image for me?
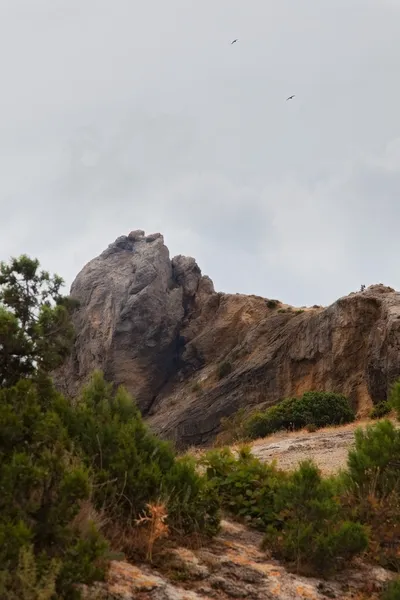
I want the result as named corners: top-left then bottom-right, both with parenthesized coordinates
top-left (1, 0), bottom-right (400, 306)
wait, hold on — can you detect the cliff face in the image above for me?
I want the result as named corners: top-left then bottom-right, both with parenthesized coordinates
top-left (58, 230), bottom-right (214, 413)
top-left (60, 231), bottom-right (400, 447)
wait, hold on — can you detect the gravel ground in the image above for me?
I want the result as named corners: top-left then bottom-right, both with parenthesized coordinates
top-left (249, 422), bottom-right (367, 474)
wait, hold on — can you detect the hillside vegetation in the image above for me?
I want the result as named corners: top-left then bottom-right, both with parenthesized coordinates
top-left (1, 254), bottom-right (400, 599)
top-left (0, 256), bottom-right (218, 599)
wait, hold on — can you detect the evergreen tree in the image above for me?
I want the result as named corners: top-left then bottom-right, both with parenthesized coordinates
top-left (0, 255), bottom-right (76, 387)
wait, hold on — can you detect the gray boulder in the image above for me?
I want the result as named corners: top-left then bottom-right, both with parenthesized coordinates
top-left (59, 232), bottom-right (213, 412)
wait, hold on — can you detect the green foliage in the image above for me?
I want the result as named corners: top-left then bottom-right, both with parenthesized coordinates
top-left (389, 380), bottom-right (400, 419)
top-left (346, 420), bottom-right (400, 499)
top-left (0, 254), bottom-right (221, 597)
top-left (215, 408), bottom-right (249, 445)
top-left (246, 391), bottom-right (355, 439)
top-left (57, 524), bottom-right (109, 595)
top-left (163, 456), bottom-right (220, 536)
top-left (343, 420), bottom-right (400, 571)
top-left (266, 299), bottom-right (279, 309)
top-left (0, 255), bottom-right (77, 387)
top-left (217, 361), bottom-right (233, 380)
top-left (306, 423), bottom-right (318, 433)
top-left (203, 446), bottom-right (287, 529)
top-left (0, 378), bottom-right (108, 599)
top-left (382, 580), bottom-right (400, 600)
top-left (0, 255), bottom-right (221, 597)
top-left (262, 461), bottom-right (368, 575)
top-left (64, 371), bottom-right (220, 536)
top-left (0, 370), bottom-right (218, 595)
top-left (0, 544), bottom-right (61, 600)
top-left (206, 420), bottom-right (400, 577)
top-left (370, 401), bottom-right (392, 420)
top-left (204, 449), bottom-right (367, 575)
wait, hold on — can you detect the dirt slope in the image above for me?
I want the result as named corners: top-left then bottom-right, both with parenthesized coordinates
top-left (248, 417), bottom-right (399, 474)
top-left (249, 421), bottom-right (362, 475)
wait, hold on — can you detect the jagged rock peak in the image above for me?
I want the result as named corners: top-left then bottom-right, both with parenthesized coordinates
top-left (172, 255), bottom-right (215, 297)
top-left (100, 230), bottom-right (165, 258)
top-left (60, 231), bottom-right (215, 413)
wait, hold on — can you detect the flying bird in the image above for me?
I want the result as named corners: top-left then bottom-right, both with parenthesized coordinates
top-left (286, 95), bottom-right (295, 101)
top-left (231, 39), bottom-right (238, 44)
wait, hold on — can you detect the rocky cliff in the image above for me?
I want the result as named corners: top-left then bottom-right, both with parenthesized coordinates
top-left (59, 230), bottom-right (400, 447)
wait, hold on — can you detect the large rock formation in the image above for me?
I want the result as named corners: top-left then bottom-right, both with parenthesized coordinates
top-left (58, 230), bottom-right (214, 413)
top-left (60, 231), bottom-right (400, 447)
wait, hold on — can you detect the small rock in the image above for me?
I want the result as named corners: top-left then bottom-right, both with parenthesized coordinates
top-left (220, 560), bottom-right (264, 584)
top-left (169, 548), bottom-right (209, 579)
top-left (128, 229), bottom-right (145, 241)
top-left (146, 232), bottom-right (163, 243)
top-left (209, 575), bottom-right (251, 598)
top-left (317, 582), bottom-right (336, 598)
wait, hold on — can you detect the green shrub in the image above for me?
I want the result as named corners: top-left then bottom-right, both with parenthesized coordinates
top-left (346, 420), bottom-right (400, 499)
top-left (389, 380), bottom-right (400, 419)
top-left (245, 410), bottom-right (276, 439)
top-left (306, 423), bottom-right (318, 433)
top-left (162, 456), bottom-right (220, 536)
top-left (203, 446), bottom-right (287, 529)
top-left (382, 580), bottom-right (400, 600)
top-left (0, 544), bottom-right (61, 600)
top-left (64, 371), bottom-right (220, 536)
top-left (204, 449), bottom-right (367, 575)
top-left (57, 524), bottom-right (109, 594)
top-left (343, 420), bottom-right (400, 571)
top-left (0, 379), bottom-right (108, 599)
top-left (370, 401), bottom-right (392, 420)
top-left (215, 408), bottom-right (249, 446)
top-left (217, 361), bottom-right (233, 380)
top-left (0, 370), bottom-right (219, 596)
top-left (0, 255), bottom-right (100, 597)
top-left (246, 391), bottom-right (355, 440)
top-left (266, 299), bottom-right (279, 309)
top-left (263, 461), bottom-right (368, 575)
top-left (0, 255), bottom-right (77, 388)
top-left (0, 254), bottom-right (221, 598)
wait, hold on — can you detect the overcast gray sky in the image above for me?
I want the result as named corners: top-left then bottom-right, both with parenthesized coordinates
top-left (1, 0), bottom-right (400, 306)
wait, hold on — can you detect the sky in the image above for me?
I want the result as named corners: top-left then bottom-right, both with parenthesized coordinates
top-left (1, 0), bottom-right (400, 306)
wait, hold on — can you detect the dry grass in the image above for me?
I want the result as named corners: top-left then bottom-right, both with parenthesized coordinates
top-left (105, 521), bottom-right (153, 561)
top-left (184, 419), bottom-right (370, 459)
top-left (245, 418), bottom-right (377, 449)
top-left (184, 417), bottom-right (399, 477)
top-left (71, 500), bottom-right (109, 535)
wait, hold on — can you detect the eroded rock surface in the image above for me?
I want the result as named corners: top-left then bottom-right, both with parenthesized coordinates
top-left (81, 520), bottom-right (393, 600)
top-left (60, 232), bottom-right (400, 447)
top-left (57, 231), bottom-right (213, 413)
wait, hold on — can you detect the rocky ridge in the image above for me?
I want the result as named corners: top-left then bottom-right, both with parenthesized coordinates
top-left (59, 230), bottom-right (400, 447)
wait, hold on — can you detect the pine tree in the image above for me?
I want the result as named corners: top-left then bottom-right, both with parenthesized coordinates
top-left (0, 255), bottom-right (77, 387)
